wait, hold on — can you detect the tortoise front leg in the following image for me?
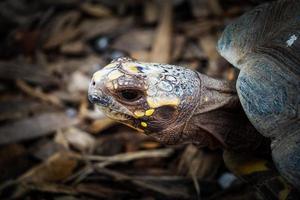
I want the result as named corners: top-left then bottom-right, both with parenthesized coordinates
top-left (223, 151), bottom-right (300, 200)
top-left (271, 132), bottom-right (300, 191)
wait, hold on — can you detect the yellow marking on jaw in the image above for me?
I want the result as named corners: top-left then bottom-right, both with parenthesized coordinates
top-left (134, 110), bottom-right (145, 118)
top-left (147, 97), bottom-right (180, 108)
top-left (145, 109), bottom-right (155, 116)
top-left (108, 70), bottom-right (123, 80)
top-left (236, 160), bottom-right (268, 175)
top-left (141, 122), bottom-right (147, 127)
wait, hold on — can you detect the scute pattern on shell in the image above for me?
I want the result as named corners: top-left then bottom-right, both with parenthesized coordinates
top-left (217, 0), bottom-right (300, 138)
top-left (217, 0), bottom-right (300, 188)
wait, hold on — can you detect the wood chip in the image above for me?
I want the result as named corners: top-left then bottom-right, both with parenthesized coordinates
top-left (188, 0), bottom-right (210, 18)
top-left (60, 41), bottom-right (89, 55)
top-left (131, 50), bottom-right (151, 62)
top-left (80, 17), bottom-right (133, 41)
top-left (86, 148), bottom-right (173, 168)
top-left (57, 127), bottom-right (96, 153)
top-left (112, 29), bottom-right (154, 53)
top-left (80, 2), bottom-right (112, 18)
top-left (0, 98), bottom-right (46, 121)
top-left (94, 168), bottom-right (191, 198)
top-left (0, 112), bottom-right (78, 145)
top-left (76, 183), bottom-right (130, 198)
top-left (44, 11), bottom-right (81, 49)
top-left (140, 141), bottom-right (161, 149)
top-left (0, 144), bottom-right (30, 181)
top-left (67, 71), bottom-right (90, 94)
top-left (16, 79), bottom-right (62, 107)
top-left (144, 0), bottom-right (159, 24)
top-left (181, 19), bottom-right (222, 38)
top-left (198, 35), bottom-right (219, 61)
top-left (31, 140), bottom-right (65, 161)
top-left (207, 0), bottom-right (223, 16)
top-left (198, 35), bottom-right (230, 78)
top-left (150, 0), bottom-right (173, 63)
top-left (171, 34), bottom-right (186, 61)
top-left (13, 182), bottom-right (77, 199)
top-left (19, 152), bottom-right (78, 183)
top-left (177, 145), bottom-right (222, 180)
top-left (0, 61), bottom-right (59, 87)
top-left (88, 117), bottom-right (116, 134)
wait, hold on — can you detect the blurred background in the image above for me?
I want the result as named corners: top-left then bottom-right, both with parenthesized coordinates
top-left (0, 0), bottom-right (269, 199)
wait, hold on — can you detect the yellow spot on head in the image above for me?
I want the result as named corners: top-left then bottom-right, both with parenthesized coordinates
top-left (107, 70), bottom-right (123, 80)
top-left (127, 65), bottom-right (139, 73)
top-left (145, 109), bottom-right (155, 116)
top-left (204, 96), bottom-right (209, 102)
top-left (147, 97), bottom-right (180, 108)
top-left (134, 110), bottom-right (145, 118)
top-left (141, 122), bottom-right (147, 127)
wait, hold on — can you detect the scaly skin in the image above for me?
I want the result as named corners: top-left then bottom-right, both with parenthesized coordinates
top-left (217, 0), bottom-right (300, 191)
top-left (88, 57), bottom-right (299, 199)
top-left (88, 57), bottom-right (268, 152)
top-left (88, 1), bottom-right (300, 198)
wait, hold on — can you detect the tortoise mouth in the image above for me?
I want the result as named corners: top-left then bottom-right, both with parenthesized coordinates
top-left (96, 105), bottom-right (134, 121)
top-left (95, 103), bottom-right (145, 132)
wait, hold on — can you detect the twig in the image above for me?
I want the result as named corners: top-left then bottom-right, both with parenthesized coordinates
top-left (150, 0), bottom-right (172, 63)
top-left (192, 174), bottom-right (201, 200)
top-left (68, 149), bottom-right (173, 183)
top-left (16, 79), bottom-right (62, 107)
top-left (94, 168), bottom-right (190, 198)
top-left (75, 148), bottom-right (173, 168)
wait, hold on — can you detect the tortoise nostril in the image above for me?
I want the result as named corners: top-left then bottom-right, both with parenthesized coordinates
top-left (92, 81), bottom-right (96, 86)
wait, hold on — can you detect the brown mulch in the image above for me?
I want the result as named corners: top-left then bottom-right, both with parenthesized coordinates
top-left (0, 0), bottom-right (264, 199)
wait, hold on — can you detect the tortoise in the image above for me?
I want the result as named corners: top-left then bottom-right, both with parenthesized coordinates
top-left (88, 0), bottom-right (300, 198)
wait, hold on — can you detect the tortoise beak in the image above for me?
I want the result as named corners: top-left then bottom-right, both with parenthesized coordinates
top-left (88, 79), bottom-right (111, 107)
top-left (88, 93), bottom-right (111, 107)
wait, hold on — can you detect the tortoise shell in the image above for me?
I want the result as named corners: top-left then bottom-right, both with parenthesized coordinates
top-left (217, 0), bottom-right (300, 188)
top-left (217, 0), bottom-right (300, 139)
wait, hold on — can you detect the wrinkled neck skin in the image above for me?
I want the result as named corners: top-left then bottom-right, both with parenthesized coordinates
top-left (173, 72), bottom-right (269, 153)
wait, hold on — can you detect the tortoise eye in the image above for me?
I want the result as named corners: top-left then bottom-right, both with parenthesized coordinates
top-left (118, 89), bottom-right (142, 102)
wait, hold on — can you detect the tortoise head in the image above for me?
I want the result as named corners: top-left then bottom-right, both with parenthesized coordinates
top-left (88, 57), bottom-right (200, 145)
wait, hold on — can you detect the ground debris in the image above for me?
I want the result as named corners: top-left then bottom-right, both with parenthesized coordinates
top-left (0, 112), bottom-right (78, 145)
top-left (19, 152), bottom-right (78, 183)
top-left (0, 0), bottom-right (260, 199)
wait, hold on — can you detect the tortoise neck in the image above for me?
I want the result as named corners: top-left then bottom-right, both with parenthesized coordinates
top-left (180, 72), bottom-right (268, 152)
top-left (195, 72), bottom-right (239, 114)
